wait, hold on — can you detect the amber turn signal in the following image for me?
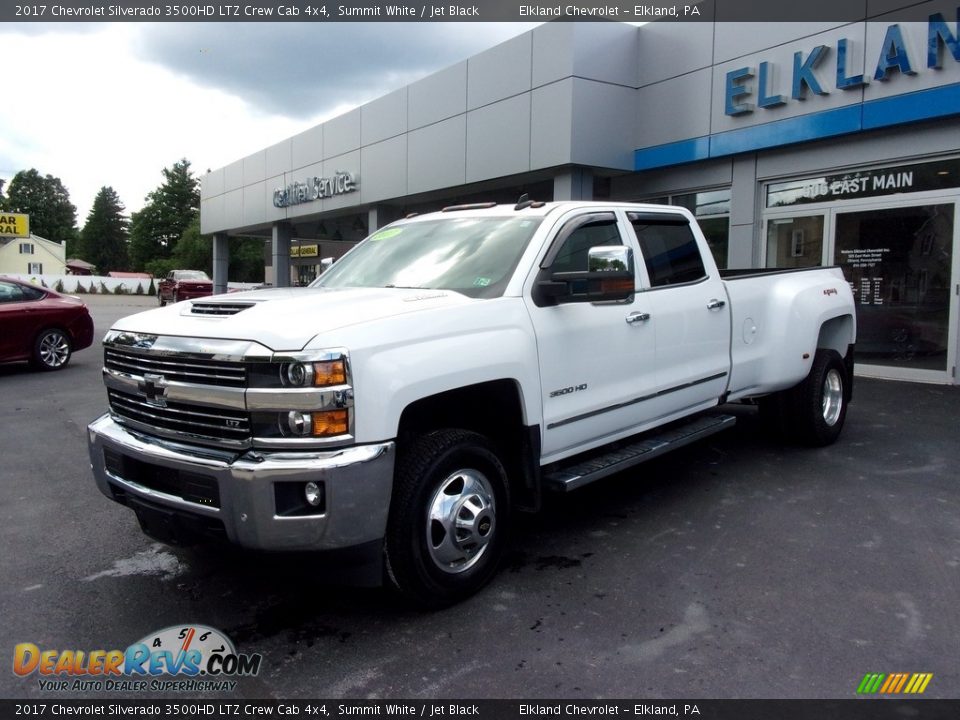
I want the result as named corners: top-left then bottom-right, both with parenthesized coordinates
top-left (313, 359), bottom-right (347, 386)
top-left (311, 409), bottom-right (349, 436)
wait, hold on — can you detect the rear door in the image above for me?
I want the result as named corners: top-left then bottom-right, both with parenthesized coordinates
top-left (0, 281), bottom-right (46, 361)
top-left (627, 212), bottom-right (731, 413)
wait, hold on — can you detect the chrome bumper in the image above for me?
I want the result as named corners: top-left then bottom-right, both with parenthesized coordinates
top-left (87, 413), bottom-right (395, 552)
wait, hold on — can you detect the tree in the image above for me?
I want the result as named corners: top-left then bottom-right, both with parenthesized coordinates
top-left (0, 179), bottom-right (6, 211)
top-left (167, 217), bottom-right (265, 284)
top-left (128, 159), bottom-right (200, 270)
top-left (79, 187), bottom-right (129, 274)
top-left (4, 169), bottom-right (78, 244)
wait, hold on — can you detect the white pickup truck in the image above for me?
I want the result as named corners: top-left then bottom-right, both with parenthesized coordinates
top-left (88, 200), bottom-right (856, 606)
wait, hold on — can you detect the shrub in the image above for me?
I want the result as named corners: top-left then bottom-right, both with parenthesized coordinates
top-left (135, 283), bottom-right (144, 295)
top-left (113, 283), bottom-right (126, 295)
top-left (54, 279), bottom-right (64, 292)
top-left (88, 282), bottom-right (98, 294)
top-left (100, 281), bottom-right (110, 294)
top-left (147, 278), bottom-right (156, 296)
top-left (74, 282), bottom-right (87, 294)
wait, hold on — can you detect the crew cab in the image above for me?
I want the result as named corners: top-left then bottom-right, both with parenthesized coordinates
top-left (88, 201), bottom-right (856, 606)
top-left (157, 269), bottom-right (212, 306)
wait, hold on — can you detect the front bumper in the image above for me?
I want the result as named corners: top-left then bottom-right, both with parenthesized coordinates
top-left (87, 413), bottom-right (395, 552)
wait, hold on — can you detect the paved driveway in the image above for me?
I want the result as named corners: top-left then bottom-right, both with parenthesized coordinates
top-left (2, 295), bottom-right (958, 699)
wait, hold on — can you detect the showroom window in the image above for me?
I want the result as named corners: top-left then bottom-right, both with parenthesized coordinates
top-left (643, 189), bottom-right (730, 269)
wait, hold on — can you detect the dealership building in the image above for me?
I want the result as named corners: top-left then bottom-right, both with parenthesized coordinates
top-left (201, 9), bottom-right (960, 384)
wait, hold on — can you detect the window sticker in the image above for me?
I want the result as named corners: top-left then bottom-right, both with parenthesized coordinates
top-left (370, 228), bottom-right (404, 241)
top-left (473, 277), bottom-right (492, 287)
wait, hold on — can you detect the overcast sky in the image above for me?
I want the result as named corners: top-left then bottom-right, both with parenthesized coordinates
top-left (0, 22), bottom-right (539, 225)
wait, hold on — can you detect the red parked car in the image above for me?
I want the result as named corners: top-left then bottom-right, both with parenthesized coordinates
top-left (157, 270), bottom-right (213, 306)
top-left (0, 277), bottom-right (94, 371)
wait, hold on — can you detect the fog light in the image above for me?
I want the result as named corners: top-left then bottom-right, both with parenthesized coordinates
top-left (304, 482), bottom-right (322, 507)
top-left (286, 410), bottom-right (313, 436)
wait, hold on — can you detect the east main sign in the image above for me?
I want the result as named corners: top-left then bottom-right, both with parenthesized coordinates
top-left (725, 10), bottom-right (960, 115)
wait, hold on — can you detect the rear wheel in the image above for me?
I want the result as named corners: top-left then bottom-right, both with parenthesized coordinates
top-left (793, 349), bottom-right (848, 446)
top-left (385, 429), bottom-right (510, 608)
top-left (158, 292), bottom-right (166, 307)
top-left (32, 328), bottom-right (72, 371)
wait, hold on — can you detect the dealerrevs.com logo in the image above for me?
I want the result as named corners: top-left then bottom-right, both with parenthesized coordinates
top-left (13, 625), bottom-right (262, 693)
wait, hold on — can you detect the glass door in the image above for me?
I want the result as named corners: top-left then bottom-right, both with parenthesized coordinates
top-left (833, 202), bottom-right (956, 376)
top-left (764, 215), bottom-right (827, 268)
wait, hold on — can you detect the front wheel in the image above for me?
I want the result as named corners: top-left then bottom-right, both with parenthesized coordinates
top-left (385, 429), bottom-right (510, 608)
top-left (793, 349), bottom-right (848, 446)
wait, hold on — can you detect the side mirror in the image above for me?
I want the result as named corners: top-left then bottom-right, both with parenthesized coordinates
top-left (534, 246), bottom-right (635, 306)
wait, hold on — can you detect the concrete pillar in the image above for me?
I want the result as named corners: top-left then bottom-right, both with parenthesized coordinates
top-left (272, 221), bottom-right (293, 288)
top-left (368, 205), bottom-right (402, 232)
top-left (553, 168), bottom-right (594, 201)
top-left (212, 233), bottom-right (229, 295)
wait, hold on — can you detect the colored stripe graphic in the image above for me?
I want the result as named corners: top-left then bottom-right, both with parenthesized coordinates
top-left (857, 672), bottom-right (932, 694)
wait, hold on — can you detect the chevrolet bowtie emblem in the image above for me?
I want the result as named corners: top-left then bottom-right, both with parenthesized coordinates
top-left (139, 373), bottom-right (169, 407)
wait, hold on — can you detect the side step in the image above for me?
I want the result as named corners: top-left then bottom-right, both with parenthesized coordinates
top-left (543, 413), bottom-right (736, 492)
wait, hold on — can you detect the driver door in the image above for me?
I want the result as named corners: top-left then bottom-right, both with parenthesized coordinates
top-left (525, 210), bottom-right (660, 463)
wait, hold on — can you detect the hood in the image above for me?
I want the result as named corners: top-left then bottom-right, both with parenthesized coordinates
top-left (111, 286), bottom-right (474, 350)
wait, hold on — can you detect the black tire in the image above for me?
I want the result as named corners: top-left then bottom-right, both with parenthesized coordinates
top-left (791, 349), bottom-right (848, 447)
top-left (384, 429), bottom-right (510, 608)
top-left (32, 328), bottom-right (72, 371)
top-left (158, 292), bottom-right (166, 307)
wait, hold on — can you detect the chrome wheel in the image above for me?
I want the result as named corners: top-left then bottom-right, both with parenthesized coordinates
top-left (821, 368), bottom-right (843, 427)
top-left (426, 468), bottom-right (496, 575)
top-left (38, 330), bottom-right (70, 369)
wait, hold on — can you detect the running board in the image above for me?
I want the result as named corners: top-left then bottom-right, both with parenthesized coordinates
top-left (543, 413), bottom-right (736, 492)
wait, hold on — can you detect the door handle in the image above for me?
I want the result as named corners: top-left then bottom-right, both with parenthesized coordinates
top-left (625, 312), bottom-right (651, 324)
top-left (707, 298), bottom-right (726, 310)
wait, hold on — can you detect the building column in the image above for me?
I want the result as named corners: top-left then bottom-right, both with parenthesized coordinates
top-left (368, 205), bottom-right (402, 233)
top-left (212, 233), bottom-right (229, 295)
top-left (553, 168), bottom-right (594, 201)
top-left (272, 221), bottom-right (293, 288)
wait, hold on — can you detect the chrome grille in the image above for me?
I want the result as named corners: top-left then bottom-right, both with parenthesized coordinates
top-left (108, 389), bottom-right (250, 445)
top-left (104, 348), bottom-right (247, 388)
top-left (190, 302), bottom-right (254, 316)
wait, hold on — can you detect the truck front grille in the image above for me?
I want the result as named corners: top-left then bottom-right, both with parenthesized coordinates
top-left (108, 389), bottom-right (250, 445)
top-left (104, 348), bottom-right (247, 388)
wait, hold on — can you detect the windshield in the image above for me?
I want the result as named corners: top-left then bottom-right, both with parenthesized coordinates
top-left (312, 216), bottom-right (542, 299)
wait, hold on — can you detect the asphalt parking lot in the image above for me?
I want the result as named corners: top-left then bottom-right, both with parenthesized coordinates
top-left (1, 293), bottom-right (958, 700)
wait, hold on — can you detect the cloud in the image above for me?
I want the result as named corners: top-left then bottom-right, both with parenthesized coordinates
top-left (133, 23), bottom-right (538, 119)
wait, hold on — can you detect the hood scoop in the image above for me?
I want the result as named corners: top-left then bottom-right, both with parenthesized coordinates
top-left (188, 301), bottom-right (256, 317)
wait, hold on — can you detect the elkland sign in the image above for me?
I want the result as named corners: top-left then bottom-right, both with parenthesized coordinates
top-left (273, 171), bottom-right (358, 208)
top-left (725, 10), bottom-right (960, 115)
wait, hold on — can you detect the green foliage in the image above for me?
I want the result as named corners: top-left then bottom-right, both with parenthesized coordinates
top-left (79, 186), bottom-right (129, 274)
top-left (145, 258), bottom-right (177, 279)
top-left (172, 217), bottom-right (212, 274)
top-left (228, 237), bottom-right (267, 284)
top-left (87, 282), bottom-right (97, 294)
top-left (5, 169), bottom-right (78, 244)
top-left (74, 282), bottom-right (87, 294)
top-left (147, 278), bottom-right (156, 296)
top-left (40, 278), bottom-right (48, 288)
top-left (113, 283), bottom-right (126, 295)
top-left (129, 159), bottom-right (200, 270)
top-left (54, 279), bottom-right (64, 292)
top-left (0, 179), bottom-right (6, 211)
top-left (135, 283), bottom-right (144, 295)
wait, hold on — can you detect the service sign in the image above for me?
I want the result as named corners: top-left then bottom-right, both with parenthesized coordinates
top-left (0, 213), bottom-right (29, 238)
